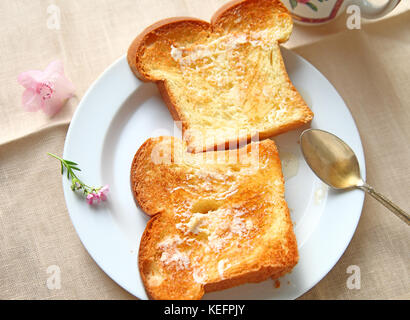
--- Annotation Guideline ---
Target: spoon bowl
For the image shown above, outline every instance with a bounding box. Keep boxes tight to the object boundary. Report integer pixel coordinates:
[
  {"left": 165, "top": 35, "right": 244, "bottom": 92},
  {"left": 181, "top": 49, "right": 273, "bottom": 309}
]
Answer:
[
  {"left": 300, "top": 129, "right": 363, "bottom": 189},
  {"left": 300, "top": 129, "right": 409, "bottom": 225}
]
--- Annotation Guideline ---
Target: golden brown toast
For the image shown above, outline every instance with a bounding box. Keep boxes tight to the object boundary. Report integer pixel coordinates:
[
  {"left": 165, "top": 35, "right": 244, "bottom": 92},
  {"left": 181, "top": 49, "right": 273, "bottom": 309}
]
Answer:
[
  {"left": 132, "top": 137, "right": 298, "bottom": 300},
  {"left": 128, "top": 0, "right": 313, "bottom": 153}
]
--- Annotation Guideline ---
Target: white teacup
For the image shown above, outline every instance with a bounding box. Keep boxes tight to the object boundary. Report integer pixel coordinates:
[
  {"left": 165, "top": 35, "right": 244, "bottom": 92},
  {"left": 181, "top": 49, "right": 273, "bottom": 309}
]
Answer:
[{"left": 280, "top": 0, "right": 401, "bottom": 24}]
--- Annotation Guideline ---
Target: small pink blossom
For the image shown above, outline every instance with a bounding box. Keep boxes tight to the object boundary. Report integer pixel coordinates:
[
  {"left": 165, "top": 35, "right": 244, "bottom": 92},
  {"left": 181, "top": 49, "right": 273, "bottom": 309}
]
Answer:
[
  {"left": 86, "top": 193, "right": 96, "bottom": 205},
  {"left": 97, "top": 185, "right": 109, "bottom": 201},
  {"left": 86, "top": 185, "right": 109, "bottom": 205},
  {"left": 17, "top": 60, "right": 75, "bottom": 116}
]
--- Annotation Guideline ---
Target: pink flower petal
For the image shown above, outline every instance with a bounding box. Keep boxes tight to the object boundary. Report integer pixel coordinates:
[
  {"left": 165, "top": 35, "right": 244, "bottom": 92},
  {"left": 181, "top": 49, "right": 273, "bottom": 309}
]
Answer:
[
  {"left": 44, "top": 60, "right": 64, "bottom": 77},
  {"left": 98, "top": 192, "right": 107, "bottom": 201},
  {"left": 86, "top": 193, "right": 95, "bottom": 205},
  {"left": 41, "top": 79, "right": 73, "bottom": 116},
  {"left": 17, "top": 70, "right": 43, "bottom": 90},
  {"left": 101, "top": 185, "right": 109, "bottom": 194},
  {"left": 22, "top": 89, "right": 43, "bottom": 112},
  {"left": 98, "top": 185, "right": 109, "bottom": 201}
]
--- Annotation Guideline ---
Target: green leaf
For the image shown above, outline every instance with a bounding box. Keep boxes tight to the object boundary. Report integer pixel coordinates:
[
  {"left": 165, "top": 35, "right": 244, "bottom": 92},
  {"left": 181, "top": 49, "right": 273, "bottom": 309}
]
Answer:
[
  {"left": 71, "top": 167, "right": 81, "bottom": 171},
  {"left": 60, "top": 163, "right": 64, "bottom": 175},
  {"left": 65, "top": 160, "right": 79, "bottom": 166},
  {"left": 306, "top": 2, "right": 318, "bottom": 11},
  {"left": 318, "top": 0, "right": 323, "bottom": 2},
  {"left": 289, "top": 0, "right": 298, "bottom": 9}
]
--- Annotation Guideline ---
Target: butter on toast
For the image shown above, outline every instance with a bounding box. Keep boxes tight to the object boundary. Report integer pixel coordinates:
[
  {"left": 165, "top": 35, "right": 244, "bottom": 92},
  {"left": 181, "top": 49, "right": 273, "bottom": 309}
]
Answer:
[
  {"left": 132, "top": 137, "right": 298, "bottom": 300},
  {"left": 128, "top": 0, "right": 313, "bottom": 153}
]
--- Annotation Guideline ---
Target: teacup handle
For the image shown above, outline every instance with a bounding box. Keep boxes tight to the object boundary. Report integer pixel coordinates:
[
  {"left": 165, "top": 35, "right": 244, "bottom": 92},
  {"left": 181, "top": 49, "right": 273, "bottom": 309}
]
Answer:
[{"left": 349, "top": 0, "right": 401, "bottom": 19}]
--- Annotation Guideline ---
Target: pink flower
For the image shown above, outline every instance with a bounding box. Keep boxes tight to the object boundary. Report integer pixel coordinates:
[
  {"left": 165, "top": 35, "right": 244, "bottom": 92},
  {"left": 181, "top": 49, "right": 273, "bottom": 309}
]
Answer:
[
  {"left": 86, "top": 185, "right": 109, "bottom": 205},
  {"left": 97, "top": 185, "right": 109, "bottom": 201},
  {"left": 86, "top": 193, "right": 98, "bottom": 205},
  {"left": 17, "top": 60, "right": 75, "bottom": 116}
]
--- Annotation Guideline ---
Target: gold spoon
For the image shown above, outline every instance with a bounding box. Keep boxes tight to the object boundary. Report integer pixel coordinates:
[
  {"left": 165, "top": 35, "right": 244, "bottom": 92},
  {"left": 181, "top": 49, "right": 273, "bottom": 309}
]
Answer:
[{"left": 300, "top": 129, "right": 409, "bottom": 225}]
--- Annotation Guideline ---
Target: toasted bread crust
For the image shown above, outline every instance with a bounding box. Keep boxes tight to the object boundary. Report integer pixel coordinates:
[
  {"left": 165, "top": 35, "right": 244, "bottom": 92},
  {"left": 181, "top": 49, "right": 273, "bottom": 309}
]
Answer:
[
  {"left": 211, "top": 0, "right": 290, "bottom": 44},
  {"left": 127, "top": 17, "right": 211, "bottom": 82},
  {"left": 127, "top": 0, "right": 313, "bottom": 153},
  {"left": 157, "top": 80, "right": 185, "bottom": 127},
  {"left": 132, "top": 137, "right": 298, "bottom": 300}
]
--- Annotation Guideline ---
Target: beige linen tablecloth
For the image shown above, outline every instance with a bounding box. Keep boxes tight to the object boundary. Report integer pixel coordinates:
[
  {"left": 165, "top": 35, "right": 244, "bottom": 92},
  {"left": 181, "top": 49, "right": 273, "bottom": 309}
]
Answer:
[{"left": 0, "top": 0, "right": 409, "bottom": 300}]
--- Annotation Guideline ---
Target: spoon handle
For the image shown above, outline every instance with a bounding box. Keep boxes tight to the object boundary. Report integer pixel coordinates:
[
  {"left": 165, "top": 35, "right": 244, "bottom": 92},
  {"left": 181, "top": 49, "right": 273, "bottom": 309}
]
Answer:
[{"left": 359, "top": 183, "right": 410, "bottom": 226}]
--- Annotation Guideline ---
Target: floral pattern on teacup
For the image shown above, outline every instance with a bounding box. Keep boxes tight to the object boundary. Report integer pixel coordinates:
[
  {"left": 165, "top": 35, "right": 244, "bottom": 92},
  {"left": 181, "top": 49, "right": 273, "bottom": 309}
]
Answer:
[{"left": 289, "top": 0, "right": 329, "bottom": 12}]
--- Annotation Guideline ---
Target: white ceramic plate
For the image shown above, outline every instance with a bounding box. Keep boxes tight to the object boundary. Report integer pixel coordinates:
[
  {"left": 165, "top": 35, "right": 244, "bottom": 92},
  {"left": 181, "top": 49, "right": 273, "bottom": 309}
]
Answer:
[{"left": 63, "top": 48, "right": 365, "bottom": 300}]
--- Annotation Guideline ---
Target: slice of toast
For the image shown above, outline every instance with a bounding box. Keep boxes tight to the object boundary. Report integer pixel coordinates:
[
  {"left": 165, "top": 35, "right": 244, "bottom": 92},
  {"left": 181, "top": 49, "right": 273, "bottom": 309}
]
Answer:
[
  {"left": 128, "top": 0, "right": 313, "bottom": 153},
  {"left": 132, "top": 136, "right": 298, "bottom": 300}
]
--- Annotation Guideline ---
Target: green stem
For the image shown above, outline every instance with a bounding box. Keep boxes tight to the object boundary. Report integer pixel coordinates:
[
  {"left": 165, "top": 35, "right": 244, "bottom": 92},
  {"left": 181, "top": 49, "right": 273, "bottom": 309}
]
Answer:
[
  {"left": 47, "top": 152, "right": 95, "bottom": 191},
  {"left": 47, "top": 152, "right": 64, "bottom": 163}
]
